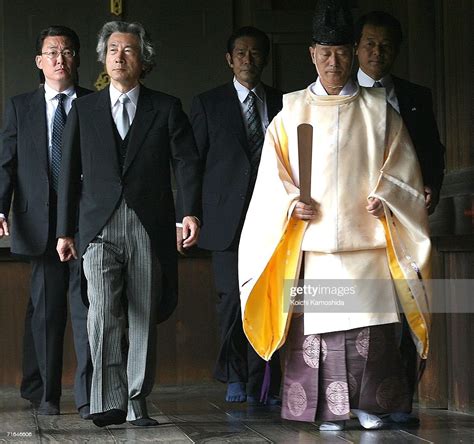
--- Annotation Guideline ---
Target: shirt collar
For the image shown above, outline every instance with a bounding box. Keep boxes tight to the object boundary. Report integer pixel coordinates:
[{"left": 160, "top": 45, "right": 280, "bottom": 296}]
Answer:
[
  {"left": 233, "top": 77, "right": 265, "bottom": 104},
  {"left": 44, "top": 82, "right": 75, "bottom": 101},
  {"left": 357, "top": 68, "right": 393, "bottom": 89},
  {"left": 313, "top": 77, "right": 358, "bottom": 96},
  {"left": 109, "top": 82, "right": 140, "bottom": 107}
]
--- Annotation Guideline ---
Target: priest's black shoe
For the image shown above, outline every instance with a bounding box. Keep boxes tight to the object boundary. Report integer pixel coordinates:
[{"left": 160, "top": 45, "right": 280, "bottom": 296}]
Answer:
[{"left": 92, "top": 409, "right": 126, "bottom": 427}]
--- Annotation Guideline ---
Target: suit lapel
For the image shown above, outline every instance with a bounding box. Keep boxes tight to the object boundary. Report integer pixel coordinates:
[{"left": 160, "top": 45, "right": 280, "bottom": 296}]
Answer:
[
  {"left": 75, "top": 85, "right": 89, "bottom": 98},
  {"left": 392, "top": 77, "right": 411, "bottom": 122},
  {"left": 123, "top": 85, "right": 157, "bottom": 174},
  {"left": 264, "top": 85, "right": 281, "bottom": 121},
  {"left": 26, "top": 88, "right": 48, "bottom": 173},
  {"left": 91, "top": 87, "right": 121, "bottom": 175},
  {"left": 223, "top": 82, "right": 248, "bottom": 152}
]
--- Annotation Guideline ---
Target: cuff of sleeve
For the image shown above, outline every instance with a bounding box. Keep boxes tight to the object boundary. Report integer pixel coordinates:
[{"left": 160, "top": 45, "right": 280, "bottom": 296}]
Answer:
[{"left": 176, "top": 216, "right": 201, "bottom": 228}]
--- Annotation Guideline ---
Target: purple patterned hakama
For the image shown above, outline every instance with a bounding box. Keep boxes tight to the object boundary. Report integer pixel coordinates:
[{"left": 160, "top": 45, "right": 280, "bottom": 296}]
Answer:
[{"left": 281, "top": 315, "right": 411, "bottom": 422}]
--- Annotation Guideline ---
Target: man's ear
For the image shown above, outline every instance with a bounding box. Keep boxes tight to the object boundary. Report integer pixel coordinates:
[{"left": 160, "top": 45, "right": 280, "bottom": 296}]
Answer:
[
  {"left": 225, "top": 52, "right": 233, "bottom": 68},
  {"left": 35, "top": 55, "right": 43, "bottom": 70},
  {"left": 308, "top": 46, "right": 315, "bottom": 64}
]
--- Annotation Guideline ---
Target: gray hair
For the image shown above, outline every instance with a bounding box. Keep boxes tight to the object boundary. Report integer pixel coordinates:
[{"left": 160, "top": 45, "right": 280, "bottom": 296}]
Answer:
[{"left": 96, "top": 21, "right": 156, "bottom": 77}]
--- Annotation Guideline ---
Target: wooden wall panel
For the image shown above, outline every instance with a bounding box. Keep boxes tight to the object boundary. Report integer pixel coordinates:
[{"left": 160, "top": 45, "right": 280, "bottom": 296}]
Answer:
[
  {"left": 441, "top": 0, "right": 472, "bottom": 171},
  {"left": 0, "top": 256, "right": 218, "bottom": 387},
  {"left": 0, "top": 261, "right": 31, "bottom": 386},
  {"left": 444, "top": 251, "right": 474, "bottom": 414},
  {"left": 417, "top": 247, "right": 448, "bottom": 408}
]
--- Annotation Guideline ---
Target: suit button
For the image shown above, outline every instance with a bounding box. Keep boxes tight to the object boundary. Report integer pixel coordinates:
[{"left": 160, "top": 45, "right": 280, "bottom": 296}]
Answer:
[
  {"left": 244, "top": 169, "right": 249, "bottom": 176},
  {"left": 240, "top": 194, "right": 245, "bottom": 200}
]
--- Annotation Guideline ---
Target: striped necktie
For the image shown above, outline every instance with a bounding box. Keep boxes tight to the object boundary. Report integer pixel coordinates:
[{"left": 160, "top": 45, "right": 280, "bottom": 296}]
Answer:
[
  {"left": 245, "top": 91, "right": 264, "bottom": 167},
  {"left": 51, "top": 93, "right": 67, "bottom": 192}
]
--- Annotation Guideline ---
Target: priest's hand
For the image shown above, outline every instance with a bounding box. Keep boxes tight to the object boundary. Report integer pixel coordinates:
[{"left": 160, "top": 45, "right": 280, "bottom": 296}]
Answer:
[
  {"left": 292, "top": 200, "right": 320, "bottom": 220},
  {"left": 57, "top": 237, "right": 78, "bottom": 262},
  {"left": 366, "top": 197, "right": 384, "bottom": 218}
]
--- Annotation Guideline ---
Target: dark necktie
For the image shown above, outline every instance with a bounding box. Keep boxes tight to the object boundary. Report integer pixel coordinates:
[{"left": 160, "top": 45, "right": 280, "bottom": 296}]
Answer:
[
  {"left": 51, "top": 93, "right": 67, "bottom": 192},
  {"left": 117, "top": 94, "right": 130, "bottom": 139},
  {"left": 373, "top": 81, "right": 383, "bottom": 87},
  {"left": 245, "top": 91, "right": 264, "bottom": 168}
]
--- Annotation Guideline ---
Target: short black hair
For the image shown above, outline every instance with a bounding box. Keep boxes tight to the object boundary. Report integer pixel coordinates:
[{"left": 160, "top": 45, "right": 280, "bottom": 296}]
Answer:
[
  {"left": 36, "top": 25, "right": 80, "bottom": 85},
  {"left": 36, "top": 25, "right": 81, "bottom": 55},
  {"left": 226, "top": 26, "right": 271, "bottom": 58},
  {"left": 354, "top": 11, "right": 403, "bottom": 48}
]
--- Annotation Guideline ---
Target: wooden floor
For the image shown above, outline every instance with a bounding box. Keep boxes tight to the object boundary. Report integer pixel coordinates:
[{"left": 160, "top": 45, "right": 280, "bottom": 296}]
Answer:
[{"left": 1, "top": 383, "right": 473, "bottom": 443}]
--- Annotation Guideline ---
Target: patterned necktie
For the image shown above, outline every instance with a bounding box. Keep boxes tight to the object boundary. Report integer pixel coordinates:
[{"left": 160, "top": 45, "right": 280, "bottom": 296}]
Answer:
[
  {"left": 117, "top": 94, "right": 130, "bottom": 139},
  {"left": 373, "top": 81, "right": 383, "bottom": 87},
  {"left": 51, "top": 93, "right": 67, "bottom": 192},
  {"left": 245, "top": 91, "right": 264, "bottom": 167}
]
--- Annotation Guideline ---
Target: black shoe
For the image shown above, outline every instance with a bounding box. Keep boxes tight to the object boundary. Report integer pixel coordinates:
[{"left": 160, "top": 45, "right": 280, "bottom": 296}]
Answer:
[
  {"left": 78, "top": 404, "right": 93, "bottom": 420},
  {"left": 129, "top": 417, "right": 159, "bottom": 427},
  {"left": 37, "top": 401, "right": 60, "bottom": 415},
  {"left": 92, "top": 409, "right": 127, "bottom": 427},
  {"left": 28, "top": 399, "right": 41, "bottom": 410}
]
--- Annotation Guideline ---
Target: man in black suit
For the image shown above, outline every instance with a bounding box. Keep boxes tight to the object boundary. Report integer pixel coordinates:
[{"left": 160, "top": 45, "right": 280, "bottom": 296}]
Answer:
[
  {"left": 355, "top": 11, "right": 445, "bottom": 424},
  {"left": 189, "top": 26, "right": 282, "bottom": 403},
  {"left": 355, "top": 10, "right": 445, "bottom": 213},
  {"left": 56, "top": 21, "right": 201, "bottom": 428},
  {"left": 0, "top": 26, "right": 92, "bottom": 417}
]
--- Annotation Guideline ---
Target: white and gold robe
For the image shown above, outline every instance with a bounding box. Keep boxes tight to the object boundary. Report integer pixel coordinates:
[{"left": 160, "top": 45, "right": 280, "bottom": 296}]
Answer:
[{"left": 238, "top": 84, "right": 431, "bottom": 362}]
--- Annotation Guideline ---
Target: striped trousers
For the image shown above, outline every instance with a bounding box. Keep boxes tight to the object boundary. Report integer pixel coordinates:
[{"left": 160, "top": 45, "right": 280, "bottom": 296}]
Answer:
[{"left": 83, "top": 199, "right": 157, "bottom": 420}]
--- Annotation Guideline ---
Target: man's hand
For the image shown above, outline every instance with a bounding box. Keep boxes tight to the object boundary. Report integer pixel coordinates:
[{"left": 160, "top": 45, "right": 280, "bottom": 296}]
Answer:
[
  {"left": 176, "top": 226, "right": 185, "bottom": 255},
  {"left": 424, "top": 186, "right": 433, "bottom": 212},
  {"left": 292, "top": 200, "right": 320, "bottom": 220},
  {"left": 56, "top": 237, "right": 78, "bottom": 262},
  {"left": 366, "top": 197, "right": 384, "bottom": 218},
  {"left": 424, "top": 186, "right": 440, "bottom": 215},
  {"left": 181, "top": 216, "right": 200, "bottom": 250},
  {"left": 0, "top": 217, "right": 9, "bottom": 238}
]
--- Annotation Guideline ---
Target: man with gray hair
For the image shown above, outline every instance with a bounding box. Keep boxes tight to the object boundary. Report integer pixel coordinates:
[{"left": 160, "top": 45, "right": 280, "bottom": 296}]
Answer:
[{"left": 56, "top": 21, "right": 201, "bottom": 427}]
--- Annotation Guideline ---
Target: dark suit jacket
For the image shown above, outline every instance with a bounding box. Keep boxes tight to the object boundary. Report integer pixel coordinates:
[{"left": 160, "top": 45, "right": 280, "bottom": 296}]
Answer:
[
  {"left": 393, "top": 76, "right": 445, "bottom": 195},
  {"left": 56, "top": 84, "right": 201, "bottom": 322},
  {"left": 190, "top": 82, "right": 283, "bottom": 251},
  {"left": 0, "top": 85, "right": 92, "bottom": 256}
]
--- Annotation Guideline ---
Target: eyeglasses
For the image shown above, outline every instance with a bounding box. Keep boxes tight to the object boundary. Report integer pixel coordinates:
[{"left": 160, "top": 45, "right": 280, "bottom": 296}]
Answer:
[{"left": 40, "top": 49, "right": 76, "bottom": 59}]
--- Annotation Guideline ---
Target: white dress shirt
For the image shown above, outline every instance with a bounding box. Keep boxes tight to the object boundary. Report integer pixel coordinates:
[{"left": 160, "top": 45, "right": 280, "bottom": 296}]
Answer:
[
  {"left": 109, "top": 82, "right": 140, "bottom": 126},
  {"left": 233, "top": 77, "right": 269, "bottom": 135},
  {"left": 357, "top": 68, "right": 400, "bottom": 113}
]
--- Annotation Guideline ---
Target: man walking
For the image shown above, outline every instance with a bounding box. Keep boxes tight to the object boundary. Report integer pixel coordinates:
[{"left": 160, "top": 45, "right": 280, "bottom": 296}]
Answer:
[
  {"left": 190, "top": 26, "right": 282, "bottom": 403},
  {"left": 56, "top": 21, "right": 201, "bottom": 427},
  {"left": 0, "top": 25, "right": 92, "bottom": 418}
]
